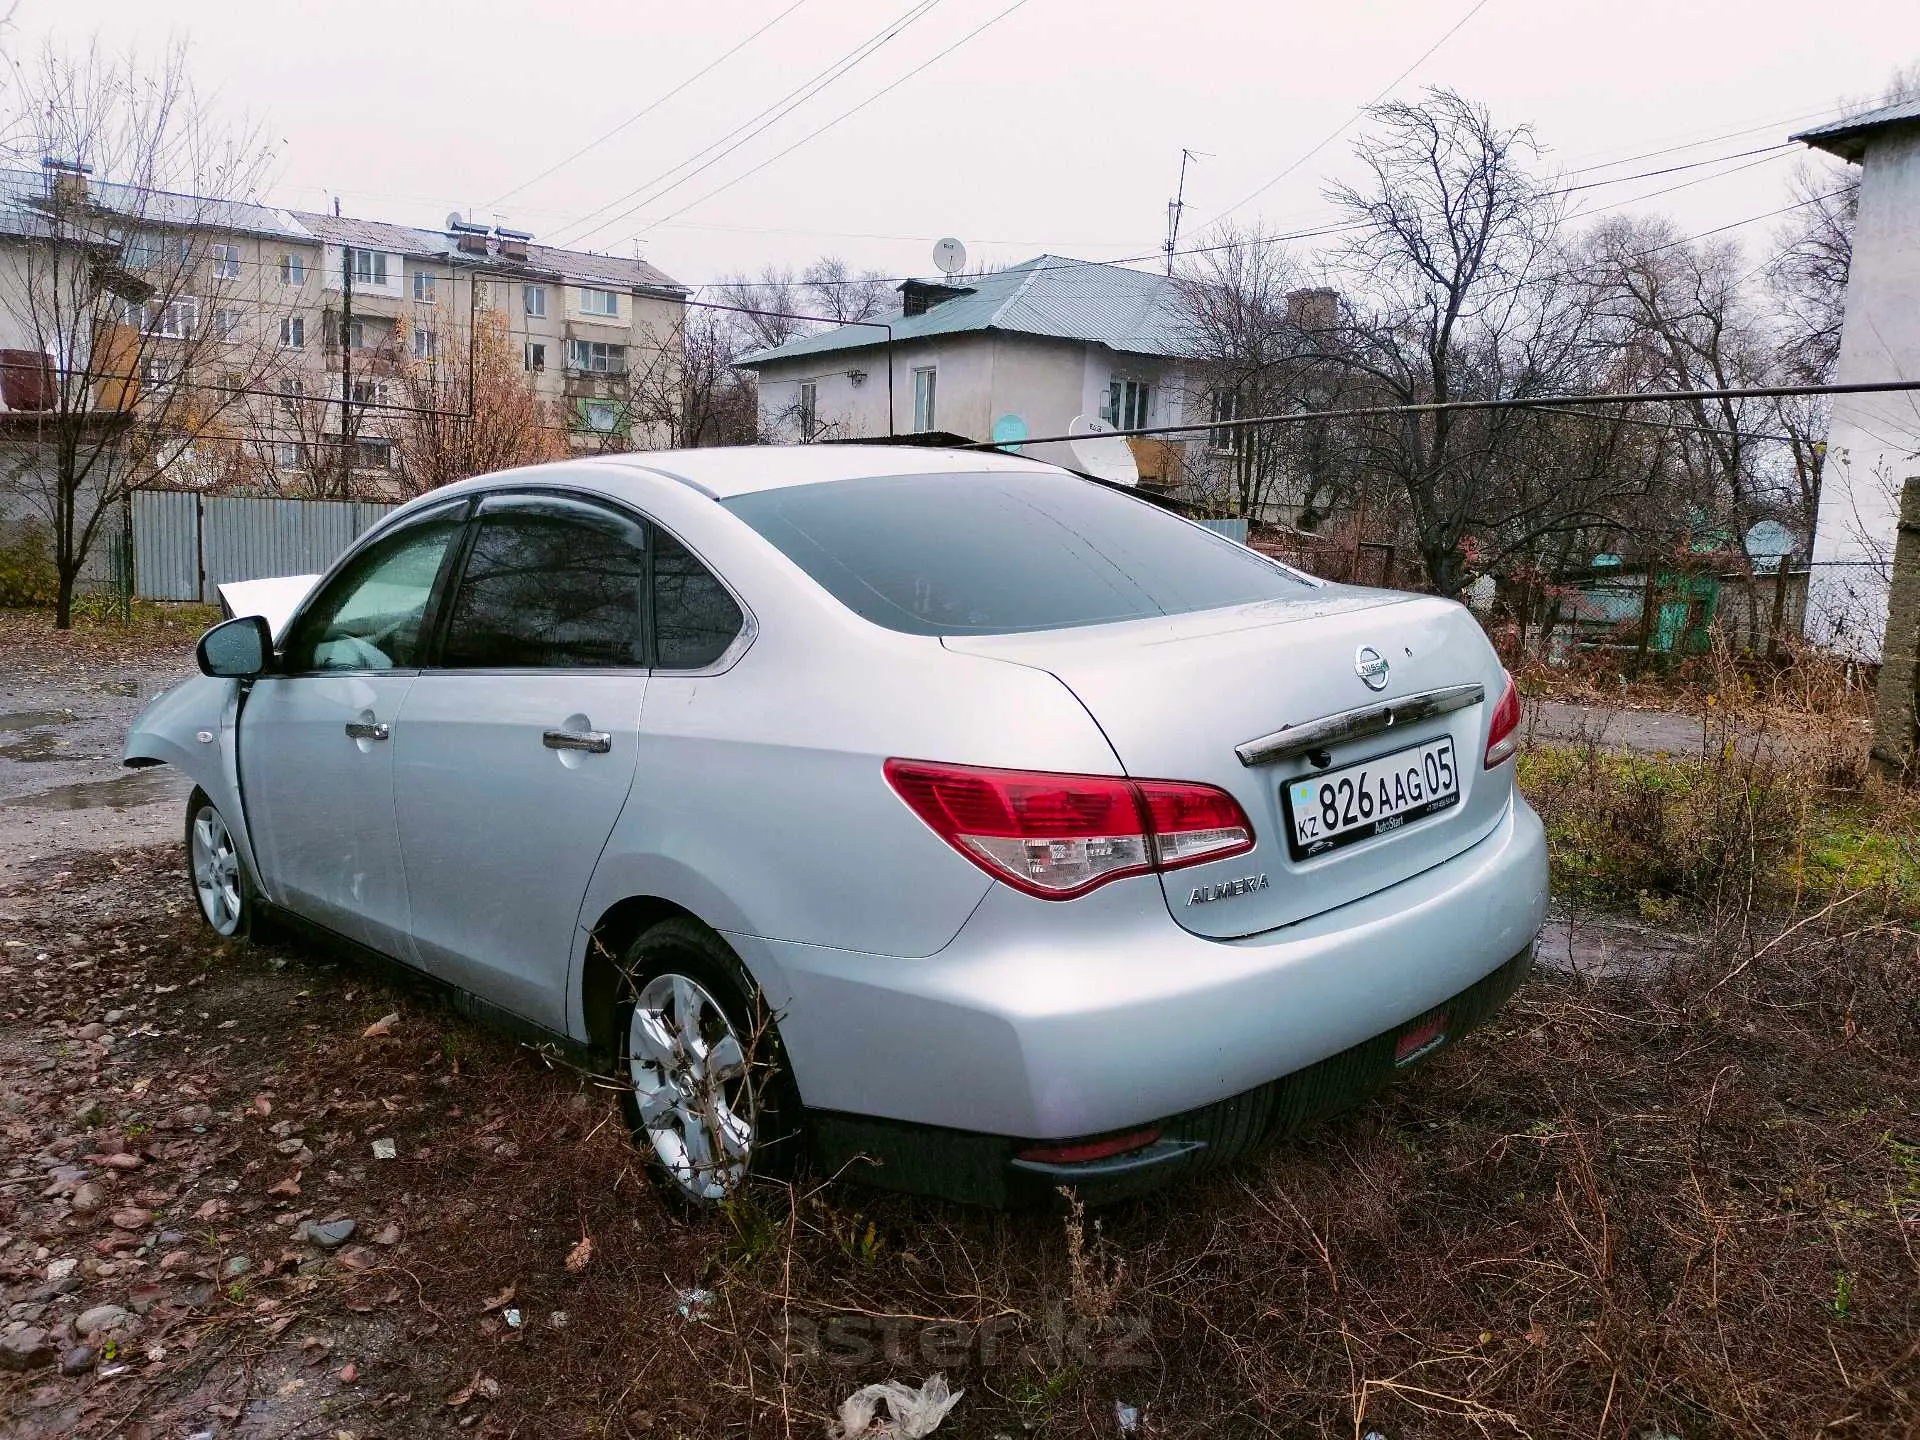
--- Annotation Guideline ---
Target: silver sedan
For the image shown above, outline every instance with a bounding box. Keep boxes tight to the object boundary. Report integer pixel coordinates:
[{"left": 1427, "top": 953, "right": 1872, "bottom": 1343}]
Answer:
[{"left": 127, "top": 446, "right": 1548, "bottom": 1207}]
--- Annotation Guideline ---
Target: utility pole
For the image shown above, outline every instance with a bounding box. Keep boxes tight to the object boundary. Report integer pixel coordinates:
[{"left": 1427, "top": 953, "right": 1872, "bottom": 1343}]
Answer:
[
  {"left": 1164, "top": 149, "right": 1205, "bottom": 276},
  {"left": 339, "top": 242, "right": 354, "bottom": 499}
]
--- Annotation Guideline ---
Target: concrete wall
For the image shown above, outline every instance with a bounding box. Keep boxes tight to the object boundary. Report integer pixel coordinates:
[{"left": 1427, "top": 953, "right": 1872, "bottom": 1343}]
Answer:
[{"left": 1807, "top": 123, "right": 1920, "bottom": 660}]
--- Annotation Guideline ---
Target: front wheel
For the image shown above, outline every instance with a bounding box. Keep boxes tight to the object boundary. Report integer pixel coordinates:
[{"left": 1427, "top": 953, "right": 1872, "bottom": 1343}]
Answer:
[
  {"left": 614, "top": 919, "right": 800, "bottom": 1206},
  {"left": 185, "top": 788, "right": 252, "bottom": 938}
]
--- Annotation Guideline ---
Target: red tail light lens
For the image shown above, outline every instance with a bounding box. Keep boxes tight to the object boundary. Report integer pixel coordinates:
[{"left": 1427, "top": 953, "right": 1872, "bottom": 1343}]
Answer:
[
  {"left": 1484, "top": 671, "right": 1520, "bottom": 768},
  {"left": 884, "top": 759, "right": 1254, "bottom": 900}
]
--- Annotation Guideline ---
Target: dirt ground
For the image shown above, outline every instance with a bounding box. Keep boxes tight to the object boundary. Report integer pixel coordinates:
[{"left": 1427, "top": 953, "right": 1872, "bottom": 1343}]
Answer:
[{"left": 3, "top": 611, "right": 1915, "bottom": 1438}]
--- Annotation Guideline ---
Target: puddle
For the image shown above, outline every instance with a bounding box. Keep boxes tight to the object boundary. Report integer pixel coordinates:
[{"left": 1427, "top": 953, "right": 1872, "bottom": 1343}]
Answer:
[
  {"left": 0, "top": 732, "right": 101, "bottom": 762},
  {"left": 2, "top": 770, "right": 178, "bottom": 811},
  {"left": 0, "top": 709, "right": 79, "bottom": 731},
  {"left": 1536, "top": 914, "right": 1688, "bottom": 979}
]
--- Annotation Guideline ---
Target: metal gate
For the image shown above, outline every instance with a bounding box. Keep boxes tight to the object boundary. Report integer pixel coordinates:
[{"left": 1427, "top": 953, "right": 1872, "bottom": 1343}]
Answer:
[{"left": 132, "top": 490, "right": 394, "bottom": 603}]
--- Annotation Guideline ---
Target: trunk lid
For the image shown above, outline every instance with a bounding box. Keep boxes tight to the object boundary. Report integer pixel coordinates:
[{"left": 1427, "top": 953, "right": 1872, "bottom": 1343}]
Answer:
[{"left": 944, "top": 589, "right": 1512, "bottom": 938}]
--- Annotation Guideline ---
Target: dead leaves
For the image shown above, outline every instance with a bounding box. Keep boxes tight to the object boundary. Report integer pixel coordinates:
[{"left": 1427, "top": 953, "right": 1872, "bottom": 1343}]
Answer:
[
  {"left": 361, "top": 1012, "right": 400, "bottom": 1040},
  {"left": 564, "top": 1236, "right": 593, "bottom": 1275},
  {"left": 446, "top": 1371, "right": 501, "bottom": 1407}
]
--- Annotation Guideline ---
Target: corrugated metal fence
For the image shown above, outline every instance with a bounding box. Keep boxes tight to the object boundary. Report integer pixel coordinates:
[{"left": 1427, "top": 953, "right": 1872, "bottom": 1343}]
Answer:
[
  {"left": 132, "top": 490, "right": 395, "bottom": 603},
  {"left": 1196, "top": 517, "right": 1250, "bottom": 544}
]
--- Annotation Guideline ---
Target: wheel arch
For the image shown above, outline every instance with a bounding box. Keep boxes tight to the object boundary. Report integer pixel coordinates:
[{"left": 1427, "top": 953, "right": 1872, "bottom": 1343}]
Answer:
[{"left": 575, "top": 894, "right": 703, "bottom": 1065}]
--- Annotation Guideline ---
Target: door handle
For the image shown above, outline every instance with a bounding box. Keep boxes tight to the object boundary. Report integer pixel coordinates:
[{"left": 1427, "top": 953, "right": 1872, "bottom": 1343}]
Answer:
[
  {"left": 544, "top": 728, "right": 612, "bottom": 754},
  {"left": 344, "top": 720, "right": 390, "bottom": 742}
]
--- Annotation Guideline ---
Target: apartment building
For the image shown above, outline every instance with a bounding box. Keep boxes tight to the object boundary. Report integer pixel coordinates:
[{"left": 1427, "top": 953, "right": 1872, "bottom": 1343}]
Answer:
[{"left": 0, "top": 160, "right": 688, "bottom": 504}]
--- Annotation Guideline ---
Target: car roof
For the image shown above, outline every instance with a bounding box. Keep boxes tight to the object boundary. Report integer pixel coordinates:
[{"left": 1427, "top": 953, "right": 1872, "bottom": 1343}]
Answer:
[{"left": 569, "top": 443, "right": 1063, "bottom": 500}]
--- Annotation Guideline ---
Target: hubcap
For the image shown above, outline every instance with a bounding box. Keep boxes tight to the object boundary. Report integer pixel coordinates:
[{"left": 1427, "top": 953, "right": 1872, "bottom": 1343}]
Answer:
[
  {"left": 628, "top": 973, "right": 755, "bottom": 1201},
  {"left": 190, "top": 805, "right": 243, "bottom": 936}
]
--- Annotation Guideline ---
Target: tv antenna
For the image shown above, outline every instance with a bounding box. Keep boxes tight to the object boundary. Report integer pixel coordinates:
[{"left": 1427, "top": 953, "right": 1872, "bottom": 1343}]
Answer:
[{"left": 1164, "top": 149, "right": 1208, "bottom": 275}]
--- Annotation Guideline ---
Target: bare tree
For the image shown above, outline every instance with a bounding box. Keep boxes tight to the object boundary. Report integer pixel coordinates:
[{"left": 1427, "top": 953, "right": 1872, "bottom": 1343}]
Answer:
[
  {"left": 587, "top": 308, "right": 761, "bottom": 451},
  {"left": 800, "top": 255, "right": 892, "bottom": 323},
  {"left": 1326, "top": 89, "right": 1575, "bottom": 595},
  {"left": 386, "top": 303, "right": 563, "bottom": 494},
  {"left": 0, "top": 40, "right": 279, "bottom": 625},
  {"left": 711, "top": 265, "right": 808, "bottom": 352}
]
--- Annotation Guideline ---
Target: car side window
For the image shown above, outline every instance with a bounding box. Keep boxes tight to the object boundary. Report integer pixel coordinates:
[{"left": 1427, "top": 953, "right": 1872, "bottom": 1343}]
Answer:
[
  {"left": 653, "top": 529, "right": 744, "bottom": 669},
  {"left": 281, "top": 509, "right": 463, "bottom": 673},
  {"left": 441, "top": 495, "right": 649, "bottom": 669}
]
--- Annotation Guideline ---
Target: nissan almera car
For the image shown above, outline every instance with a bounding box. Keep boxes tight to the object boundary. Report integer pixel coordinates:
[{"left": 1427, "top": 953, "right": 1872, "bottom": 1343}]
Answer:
[{"left": 126, "top": 446, "right": 1547, "bottom": 1208}]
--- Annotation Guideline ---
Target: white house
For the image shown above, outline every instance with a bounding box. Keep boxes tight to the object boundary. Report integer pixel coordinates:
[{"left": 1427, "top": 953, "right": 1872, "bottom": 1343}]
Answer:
[
  {"left": 735, "top": 255, "right": 1202, "bottom": 481},
  {"left": 1794, "top": 99, "right": 1920, "bottom": 659}
]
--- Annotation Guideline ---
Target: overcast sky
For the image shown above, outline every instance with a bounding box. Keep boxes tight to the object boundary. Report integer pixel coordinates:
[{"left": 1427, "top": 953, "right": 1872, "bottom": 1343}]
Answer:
[{"left": 6, "top": 0, "right": 1918, "bottom": 291}]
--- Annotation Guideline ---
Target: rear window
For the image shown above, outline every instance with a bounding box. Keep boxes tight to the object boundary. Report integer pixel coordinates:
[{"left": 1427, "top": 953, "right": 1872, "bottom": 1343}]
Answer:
[{"left": 723, "top": 472, "right": 1308, "bottom": 636}]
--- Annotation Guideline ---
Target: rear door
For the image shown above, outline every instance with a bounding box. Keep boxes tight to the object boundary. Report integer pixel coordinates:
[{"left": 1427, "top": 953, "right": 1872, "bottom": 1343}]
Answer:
[{"left": 390, "top": 493, "right": 649, "bottom": 1029}]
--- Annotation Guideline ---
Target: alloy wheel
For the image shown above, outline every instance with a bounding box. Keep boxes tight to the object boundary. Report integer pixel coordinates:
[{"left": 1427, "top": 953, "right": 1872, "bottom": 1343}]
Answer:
[
  {"left": 190, "top": 803, "right": 243, "bottom": 936},
  {"left": 628, "top": 972, "right": 755, "bottom": 1201}
]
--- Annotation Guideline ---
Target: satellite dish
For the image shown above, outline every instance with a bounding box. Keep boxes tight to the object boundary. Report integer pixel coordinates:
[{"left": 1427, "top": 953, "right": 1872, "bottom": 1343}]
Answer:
[
  {"left": 931, "top": 237, "right": 967, "bottom": 276},
  {"left": 1743, "top": 519, "right": 1795, "bottom": 573},
  {"left": 991, "top": 413, "right": 1029, "bottom": 452},
  {"left": 446, "top": 210, "right": 464, "bottom": 230},
  {"left": 1067, "top": 414, "right": 1138, "bottom": 486}
]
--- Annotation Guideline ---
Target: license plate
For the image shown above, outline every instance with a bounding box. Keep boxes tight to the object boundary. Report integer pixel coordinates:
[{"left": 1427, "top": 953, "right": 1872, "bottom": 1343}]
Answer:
[{"left": 1283, "top": 736, "right": 1460, "bottom": 859}]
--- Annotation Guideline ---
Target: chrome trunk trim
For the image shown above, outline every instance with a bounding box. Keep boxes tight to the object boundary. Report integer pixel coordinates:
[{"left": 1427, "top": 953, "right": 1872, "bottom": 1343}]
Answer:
[{"left": 1235, "top": 682, "right": 1485, "bottom": 767}]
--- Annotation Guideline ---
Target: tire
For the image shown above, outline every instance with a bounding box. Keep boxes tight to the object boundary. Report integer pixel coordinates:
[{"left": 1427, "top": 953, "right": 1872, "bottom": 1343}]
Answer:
[
  {"left": 614, "top": 918, "right": 802, "bottom": 1206},
  {"left": 184, "top": 787, "right": 253, "bottom": 939}
]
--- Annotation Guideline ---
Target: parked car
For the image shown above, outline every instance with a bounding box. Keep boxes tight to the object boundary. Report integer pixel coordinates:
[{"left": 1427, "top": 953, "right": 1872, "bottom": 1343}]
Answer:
[{"left": 126, "top": 446, "right": 1547, "bottom": 1207}]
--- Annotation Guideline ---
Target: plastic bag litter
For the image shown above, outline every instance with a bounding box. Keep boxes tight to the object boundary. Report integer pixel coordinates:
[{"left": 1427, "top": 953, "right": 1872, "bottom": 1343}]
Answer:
[{"left": 828, "top": 1373, "right": 963, "bottom": 1439}]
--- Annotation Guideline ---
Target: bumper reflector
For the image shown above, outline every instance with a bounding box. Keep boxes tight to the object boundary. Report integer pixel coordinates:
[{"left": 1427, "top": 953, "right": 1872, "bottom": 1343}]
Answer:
[
  {"left": 1016, "top": 1125, "right": 1164, "bottom": 1166},
  {"left": 1394, "top": 1014, "right": 1449, "bottom": 1066}
]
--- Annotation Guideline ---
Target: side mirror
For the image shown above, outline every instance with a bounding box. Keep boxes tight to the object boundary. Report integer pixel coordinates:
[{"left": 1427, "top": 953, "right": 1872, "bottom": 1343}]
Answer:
[{"left": 197, "top": 614, "right": 272, "bottom": 679}]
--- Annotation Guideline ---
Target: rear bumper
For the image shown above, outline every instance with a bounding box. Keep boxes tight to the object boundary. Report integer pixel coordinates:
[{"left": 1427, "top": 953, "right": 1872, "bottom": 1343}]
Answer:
[
  {"left": 811, "top": 942, "right": 1535, "bottom": 1207},
  {"left": 756, "top": 796, "right": 1548, "bottom": 1142}
]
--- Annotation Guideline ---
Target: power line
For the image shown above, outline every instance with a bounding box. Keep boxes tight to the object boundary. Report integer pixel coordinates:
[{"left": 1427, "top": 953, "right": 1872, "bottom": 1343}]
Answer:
[
  {"left": 625, "top": 0, "right": 1039, "bottom": 248},
  {"left": 550, "top": 0, "right": 949, "bottom": 249},
  {"left": 486, "top": 0, "right": 813, "bottom": 208},
  {"left": 962, "top": 378, "right": 1920, "bottom": 452}
]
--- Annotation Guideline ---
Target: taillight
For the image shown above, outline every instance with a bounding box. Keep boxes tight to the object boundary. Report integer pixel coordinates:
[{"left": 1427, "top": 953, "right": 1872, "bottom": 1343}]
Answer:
[
  {"left": 1484, "top": 671, "right": 1520, "bottom": 768},
  {"left": 883, "top": 759, "right": 1254, "bottom": 900}
]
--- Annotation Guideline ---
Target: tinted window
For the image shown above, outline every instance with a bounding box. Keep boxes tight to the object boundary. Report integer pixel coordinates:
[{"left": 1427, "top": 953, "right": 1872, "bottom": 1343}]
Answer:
[
  {"left": 654, "top": 530, "right": 743, "bottom": 668},
  {"left": 724, "top": 472, "right": 1308, "bottom": 636},
  {"left": 441, "top": 496, "right": 648, "bottom": 668},
  {"left": 282, "top": 508, "right": 462, "bottom": 672}
]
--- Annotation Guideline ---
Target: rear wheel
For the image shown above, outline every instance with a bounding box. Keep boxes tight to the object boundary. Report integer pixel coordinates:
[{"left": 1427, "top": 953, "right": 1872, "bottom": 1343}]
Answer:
[
  {"left": 185, "top": 788, "right": 251, "bottom": 938},
  {"left": 614, "top": 919, "right": 801, "bottom": 1206}
]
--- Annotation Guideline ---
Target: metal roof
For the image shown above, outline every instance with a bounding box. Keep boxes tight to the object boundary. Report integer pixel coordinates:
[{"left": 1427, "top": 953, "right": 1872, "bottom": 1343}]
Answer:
[
  {"left": 1793, "top": 97, "right": 1920, "bottom": 163},
  {"left": 289, "top": 210, "right": 687, "bottom": 296},
  {"left": 0, "top": 167, "right": 313, "bottom": 242},
  {"left": 735, "top": 255, "right": 1189, "bottom": 368}
]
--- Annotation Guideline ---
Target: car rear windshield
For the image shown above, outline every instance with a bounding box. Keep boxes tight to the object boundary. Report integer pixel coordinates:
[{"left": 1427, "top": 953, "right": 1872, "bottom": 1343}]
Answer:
[{"left": 723, "top": 472, "right": 1310, "bottom": 636}]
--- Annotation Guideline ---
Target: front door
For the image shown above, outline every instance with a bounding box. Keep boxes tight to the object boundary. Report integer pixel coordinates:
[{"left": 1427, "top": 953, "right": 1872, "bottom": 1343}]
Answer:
[
  {"left": 391, "top": 493, "right": 649, "bottom": 1029},
  {"left": 240, "top": 503, "right": 466, "bottom": 956}
]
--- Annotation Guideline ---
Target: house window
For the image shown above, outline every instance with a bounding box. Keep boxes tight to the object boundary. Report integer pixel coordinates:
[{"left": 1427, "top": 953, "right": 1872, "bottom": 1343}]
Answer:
[
  {"left": 566, "top": 339, "right": 625, "bottom": 374},
  {"left": 276, "top": 441, "right": 306, "bottom": 470},
  {"left": 524, "top": 285, "right": 547, "bottom": 318},
  {"left": 912, "top": 367, "right": 937, "bottom": 433},
  {"left": 128, "top": 235, "right": 189, "bottom": 270},
  {"left": 413, "top": 271, "right": 436, "bottom": 302},
  {"left": 280, "top": 253, "right": 305, "bottom": 286},
  {"left": 347, "top": 319, "right": 365, "bottom": 350},
  {"left": 350, "top": 378, "right": 388, "bottom": 406},
  {"left": 798, "top": 381, "right": 818, "bottom": 440},
  {"left": 1102, "top": 379, "right": 1150, "bottom": 431},
  {"left": 127, "top": 297, "right": 200, "bottom": 338},
  {"left": 277, "top": 377, "right": 304, "bottom": 413},
  {"left": 280, "top": 316, "right": 305, "bottom": 350},
  {"left": 141, "top": 356, "right": 180, "bottom": 387},
  {"left": 578, "top": 287, "right": 620, "bottom": 318},
  {"left": 1208, "top": 389, "right": 1243, "bottom": 452},
  {"left": 584, "top": 401, "right": 620, "bottom": 433},
  {"left": 525, "top": 341, "right": 546, "bottom": 372},
  {"left": 413, "top": 328, "right": 437, "bottom": 361},
  {"left": 354, "top": 437, "right": 393, "bottom": 470},
  {"left": 213, "top": 307, "right": 243, "bottom": 339},
  {"left": 352, "top": 248, "right": 388, "bottom": 285},
  {"left": 211, "top": 244, "right": 241, "bottom": 280}
]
